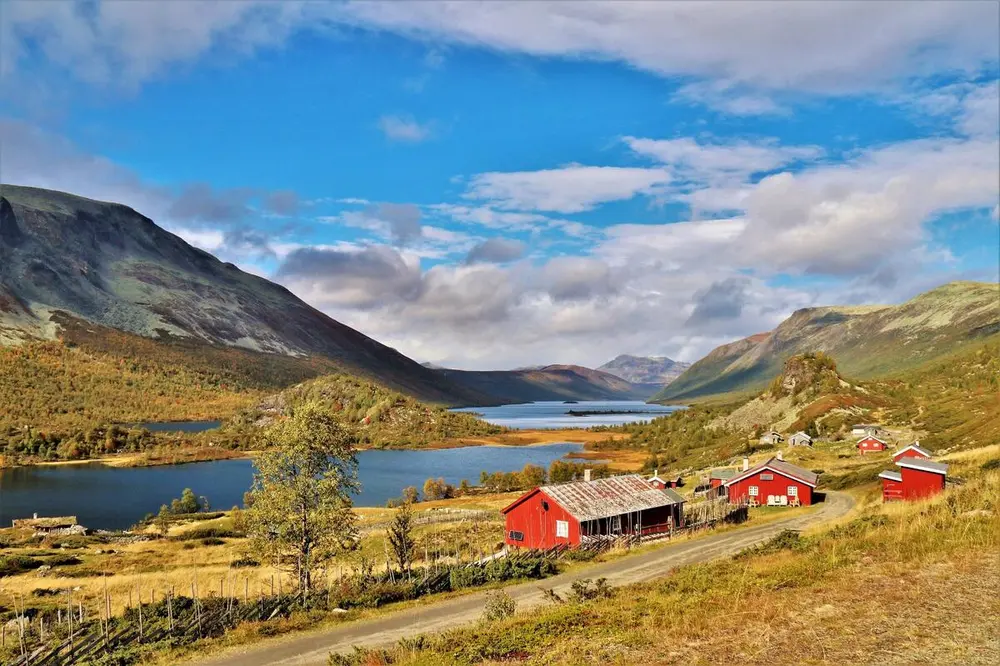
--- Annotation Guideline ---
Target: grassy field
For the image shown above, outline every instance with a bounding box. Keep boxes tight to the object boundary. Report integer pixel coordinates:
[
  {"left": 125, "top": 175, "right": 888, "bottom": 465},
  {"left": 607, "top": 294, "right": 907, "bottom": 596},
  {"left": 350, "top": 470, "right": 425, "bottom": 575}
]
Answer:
[{"left": 329, "top": 445, "right": 1000, "bottom": 665}]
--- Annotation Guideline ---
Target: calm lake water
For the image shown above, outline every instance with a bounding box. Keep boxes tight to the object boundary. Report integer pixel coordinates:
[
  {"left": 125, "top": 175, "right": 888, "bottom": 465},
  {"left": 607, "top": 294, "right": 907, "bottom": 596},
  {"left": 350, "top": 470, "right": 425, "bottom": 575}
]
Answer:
[
  {"left": 0, "top": 443, "right": 582, "bottom": 531},
  {"left": 452, "top": 400, "right": 682, "bottom": 429}
]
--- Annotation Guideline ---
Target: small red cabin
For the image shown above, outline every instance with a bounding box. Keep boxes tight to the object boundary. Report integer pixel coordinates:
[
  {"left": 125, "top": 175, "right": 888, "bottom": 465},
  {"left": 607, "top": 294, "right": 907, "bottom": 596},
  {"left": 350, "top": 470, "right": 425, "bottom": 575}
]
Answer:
[
  {"left": 857, "top": 436, "right": 888, "bottom": 454},
  {"left": 892, "top": 443, "right": 932, "bottom": 463},
  {"left": 709, "top": 468, "right": 736, "bottom": 489},
  {"left": 502, "top": 475, "right": 685, "bottom": 549},
  {"left": 879, "top": 470, "right": 904, "bottom": 502},
  {"left": 723, "top": 458, "right": 818, "bottom": 507},
  {"left": 897, "top": 458, "right": 948, "bottom": 500},
  {"left": 648, "top": 470, "right": 683, "bottom": 489}
]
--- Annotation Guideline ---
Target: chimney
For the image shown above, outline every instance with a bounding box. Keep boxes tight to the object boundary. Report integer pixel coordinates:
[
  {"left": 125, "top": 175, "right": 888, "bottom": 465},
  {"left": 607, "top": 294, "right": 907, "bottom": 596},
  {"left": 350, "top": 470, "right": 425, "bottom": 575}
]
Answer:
[
  {"left": 653, "top": 468, "right": 658, "bottom": 478},
  {"left": 33, "top": 512, "right": 38, "bottom": 520},
  {"left": 776, "top": 451, "right": 784, "bottom": 461},
  {"left": 742, "top": 457, "right": 750, "bottom": 471},
  {"left": 584, "top": 468, "right": 592, "bottom": 482}
]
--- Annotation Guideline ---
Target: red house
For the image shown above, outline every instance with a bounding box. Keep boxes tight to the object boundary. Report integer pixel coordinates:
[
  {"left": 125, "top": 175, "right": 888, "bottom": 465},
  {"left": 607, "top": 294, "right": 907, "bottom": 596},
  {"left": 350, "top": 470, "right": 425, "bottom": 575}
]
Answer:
[
  {"left": 723, "top": 458, "right": 818, "bottom": 507},
  {"left": 648, "top": 470, "right": 683, "bottom": 489},
  {"left": 879, "top": 470, "right": 904, "bottom": 502},
  {"left": 501, "top": 475, "right": 686, "bottom": 550},
  {"left": 896, "top": 457, "right": 948, "bottom": 500},
  {"left": 857, "top": 435, "right": 888, "bottom": 454},
  {"left": 709, "top": 468, "right": 736, "bottom": 488},
  {"left": 892, "top": 442, "right": 932, "bottom": 463}
]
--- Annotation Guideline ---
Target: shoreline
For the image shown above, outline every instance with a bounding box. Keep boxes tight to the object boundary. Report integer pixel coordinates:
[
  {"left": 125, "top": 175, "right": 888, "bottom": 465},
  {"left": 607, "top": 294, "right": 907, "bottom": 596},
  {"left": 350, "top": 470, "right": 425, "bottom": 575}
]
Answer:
[{"left": 0, "top": 428, "right": 633, "bottom": 470}]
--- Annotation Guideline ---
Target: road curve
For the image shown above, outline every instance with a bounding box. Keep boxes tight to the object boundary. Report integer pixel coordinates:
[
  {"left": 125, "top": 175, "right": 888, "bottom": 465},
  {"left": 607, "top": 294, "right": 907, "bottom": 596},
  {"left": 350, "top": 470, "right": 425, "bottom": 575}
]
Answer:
[{"left": 189, "top": 491, "right": 854, "bottom": 666}]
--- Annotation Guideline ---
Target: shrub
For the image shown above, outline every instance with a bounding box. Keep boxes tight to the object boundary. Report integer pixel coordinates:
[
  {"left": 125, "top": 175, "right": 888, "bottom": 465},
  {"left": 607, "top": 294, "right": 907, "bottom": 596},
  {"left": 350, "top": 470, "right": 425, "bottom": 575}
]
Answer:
[
  {"left": 482, "top": 589, "right": 516, "bottom": 622},
  {"left": 0, "top": 555, "right": 44, "bottom": 577},
  {"left": 569, "top": 578, "right": 612, "bottom": 602},
  {"left": 170, "top": 526, "right": 242, "bottom": 541},
  {"left": 201, "top": 537, "right": 226, "bottom": 546},
  {"left": 981, "top": 458, "right": 1000, "bottom": 471},
  {"left": 230, "top": 556, "right": 260, "bottom": 568}
]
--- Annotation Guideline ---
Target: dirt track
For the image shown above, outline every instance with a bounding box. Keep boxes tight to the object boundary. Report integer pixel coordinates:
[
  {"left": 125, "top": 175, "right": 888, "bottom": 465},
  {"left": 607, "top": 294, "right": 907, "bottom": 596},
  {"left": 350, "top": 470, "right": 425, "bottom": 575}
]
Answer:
[{"left": 189, "top": 492, "right": 854, "bottom": 666}]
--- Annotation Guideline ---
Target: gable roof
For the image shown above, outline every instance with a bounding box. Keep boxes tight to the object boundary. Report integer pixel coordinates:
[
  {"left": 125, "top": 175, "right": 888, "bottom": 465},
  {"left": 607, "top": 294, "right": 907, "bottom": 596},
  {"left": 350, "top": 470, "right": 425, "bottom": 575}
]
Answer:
[
  {"left": 724, "top": 458, "right": 819, "bottom": 488},
  {"left": 857, "top": 435, "right": 888, "bottom": 446},
  {"left": 710, "top": 468, "right": 737, "bottom": 480},
  {"left": 506, "top": 475, "right": 685, "bottom": 522},
  {"left": 897, "top": 458, "right": 948, "bottom": 475},
  {"left": 878, "top": 470, "right": 902, "bottom": 482},
  {"left": 893, "top": 443, "right": 932, "bottom": 458},
  {"left": 649, "top": 473, "right": 682, "bottom": 485}
]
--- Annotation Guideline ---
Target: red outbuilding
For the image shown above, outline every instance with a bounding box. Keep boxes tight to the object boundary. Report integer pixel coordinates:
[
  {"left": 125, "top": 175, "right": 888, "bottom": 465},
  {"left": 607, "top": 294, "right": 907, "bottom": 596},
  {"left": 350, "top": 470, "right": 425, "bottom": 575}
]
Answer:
[
  {"left": 879, "top": 470, "right": 904, "bottom": 502},
  {"left": 723, "top": 458, "right": 818, "bottom": 507},
  {"left": 856, "top": 435, "right": 888, "bottom": 454},
  {"left": 709, "top": 468, "right": 736, "bottom": 489},
  {"left": 501, "top": 475, "right": 686, "bottom": 550},
  {"left": 892, "top": 442, "right": 932, "bottom": 463},
  {"left": 648, "top": 470, "right": 683, "bottom": 489},
  {"left": 896, "top": 457, "right": 948, "bottom": 500}
]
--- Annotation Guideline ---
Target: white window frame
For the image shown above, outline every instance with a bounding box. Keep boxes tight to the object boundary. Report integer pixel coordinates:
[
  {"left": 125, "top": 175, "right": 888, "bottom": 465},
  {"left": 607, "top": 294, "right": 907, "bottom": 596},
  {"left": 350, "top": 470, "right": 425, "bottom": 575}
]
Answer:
[
  {"left": 748, "top": 485, "right": 759, "bottom": 497},
  {"left": 555, "top": 520, "right": 569, "bottom": 538},
  {"left": 787, "top": 485, "right": 798, "bottom": 496}
]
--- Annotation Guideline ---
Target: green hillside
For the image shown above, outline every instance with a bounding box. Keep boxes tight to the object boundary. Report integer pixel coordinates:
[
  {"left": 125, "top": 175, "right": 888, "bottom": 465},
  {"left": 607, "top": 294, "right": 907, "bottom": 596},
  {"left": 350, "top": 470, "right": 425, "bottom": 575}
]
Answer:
[{"left": 654, "top": 281, "right": 999, "bottom": 402}]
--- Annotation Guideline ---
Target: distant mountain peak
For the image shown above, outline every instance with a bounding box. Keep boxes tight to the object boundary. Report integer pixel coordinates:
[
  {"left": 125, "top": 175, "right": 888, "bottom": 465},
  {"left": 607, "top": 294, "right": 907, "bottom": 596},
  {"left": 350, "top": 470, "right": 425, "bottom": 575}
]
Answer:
[{"left": 597, "top": 354, "right": 690, "bottom": 385}]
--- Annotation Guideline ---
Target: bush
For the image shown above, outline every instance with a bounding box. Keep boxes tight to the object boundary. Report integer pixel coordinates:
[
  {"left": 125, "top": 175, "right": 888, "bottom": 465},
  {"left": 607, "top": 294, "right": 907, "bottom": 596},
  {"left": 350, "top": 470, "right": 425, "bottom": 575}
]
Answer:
[
  {"left": 46, "top": 554, "right": 82, "bottom": 567},
  {"left": 482, "top": 589, "right": 516, "bottom": 622},
  {"left": 736, "top": 529, "right": 806, "bottom": 559},
  {"left": 569, "top": 578, "right": 612, "bottom": 602},
  {"left": 981, "top": 458, "right": 1000, "bottom": 471},
  {"left": 170, "top": 526, "right": 242, "bottom": 541},
  {"left": 230, "top": 556, "right": 260, "bottom": 568},
  {"left": 201, "top": 537, "right": 226, "bottom": 546},
  {"left": 0, "top": 555, "right": 46, "bottom": 577}
]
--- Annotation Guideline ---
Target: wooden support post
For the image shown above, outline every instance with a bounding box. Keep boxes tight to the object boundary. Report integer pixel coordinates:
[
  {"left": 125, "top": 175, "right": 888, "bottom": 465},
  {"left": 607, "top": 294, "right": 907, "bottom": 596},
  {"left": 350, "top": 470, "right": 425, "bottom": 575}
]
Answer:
[
  {"left": 168, "top": 588, "right": 174, "bottom": 632},
  {"left": 137, "top": 584, "right": 144, "bottom": 641}
]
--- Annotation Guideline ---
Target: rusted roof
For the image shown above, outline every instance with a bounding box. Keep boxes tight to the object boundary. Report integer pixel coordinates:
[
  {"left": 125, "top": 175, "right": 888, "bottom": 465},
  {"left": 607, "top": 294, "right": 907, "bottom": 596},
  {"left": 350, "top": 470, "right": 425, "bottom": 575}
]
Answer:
[
  {"left": 724, "top": 458, "right": 819, "bottom": 488},
  {"left": 897, "top": 458, "right": 948, "bottom": 475},
  {"left": 537, "top": 475, "right": 685, "bottom": 522}
]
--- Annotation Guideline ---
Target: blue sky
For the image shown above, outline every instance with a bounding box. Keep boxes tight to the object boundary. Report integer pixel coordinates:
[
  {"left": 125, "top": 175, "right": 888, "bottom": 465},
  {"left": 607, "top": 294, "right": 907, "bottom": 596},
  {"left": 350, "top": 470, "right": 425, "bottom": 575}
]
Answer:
[{"left": 1, "top": 1, "right": 998, "bottom": 369}]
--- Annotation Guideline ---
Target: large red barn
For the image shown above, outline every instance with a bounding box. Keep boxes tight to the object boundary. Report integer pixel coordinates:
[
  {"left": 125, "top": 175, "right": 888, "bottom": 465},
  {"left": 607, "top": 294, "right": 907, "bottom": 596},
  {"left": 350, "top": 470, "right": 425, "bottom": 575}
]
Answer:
[
  {"left": 723, "top": 458, "right": 818, "bottom": 507},
  {"left": 896, "top": 457, "right": 948, "bottom": 500},
  {"left": 856, "top": 435, "right": 889, "bottom": 454},
  {"left": 892, "top": 443, "right": 932, "bottom": 463},
  {"left": 501, "top": 475, "right": 685, "bottom": 549}
]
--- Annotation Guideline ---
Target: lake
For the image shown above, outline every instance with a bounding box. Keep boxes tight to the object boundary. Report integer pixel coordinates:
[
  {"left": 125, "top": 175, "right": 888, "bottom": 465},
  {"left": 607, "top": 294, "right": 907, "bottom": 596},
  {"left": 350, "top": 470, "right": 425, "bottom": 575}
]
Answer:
[
  {"left": 451, "top": 400, "right": 682, "bottom": 429},
  {"left": 133, "top": 421, "right": 222, "bottom": 433},
  {"left": 0, "top": 443, "right": 582, "bottom": 531}
]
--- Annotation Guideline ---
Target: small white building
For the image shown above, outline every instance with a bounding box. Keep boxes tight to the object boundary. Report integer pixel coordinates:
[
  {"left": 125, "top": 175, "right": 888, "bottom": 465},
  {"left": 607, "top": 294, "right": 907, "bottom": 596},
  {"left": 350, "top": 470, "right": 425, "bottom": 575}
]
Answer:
[
  {"left": 788, "top": 431, "right": 813, "bottom": 447},
  {"left": 759, "top": 431, "right": 784, "bottom": 446}
]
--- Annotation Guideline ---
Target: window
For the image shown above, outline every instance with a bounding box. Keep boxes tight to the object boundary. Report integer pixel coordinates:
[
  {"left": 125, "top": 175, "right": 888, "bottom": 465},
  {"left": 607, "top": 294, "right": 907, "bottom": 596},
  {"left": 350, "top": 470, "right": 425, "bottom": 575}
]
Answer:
[
  {"left": 748, "top": 486, "right": 759, "bottom": 497},
  {"left": 556, "top": 520, "right": 569, "bottom": 538},
  {"left": 787, "top": 486, "right": 798, "bottom": 496},
  {"left": 541, "top": 501, "right": 549, "bottom": 511},
  {"left": 760, "top": 473, "right": 774, "bottom": 481},
  {"left": 508, "top": 530, "right": 524, "bottom": 542}
]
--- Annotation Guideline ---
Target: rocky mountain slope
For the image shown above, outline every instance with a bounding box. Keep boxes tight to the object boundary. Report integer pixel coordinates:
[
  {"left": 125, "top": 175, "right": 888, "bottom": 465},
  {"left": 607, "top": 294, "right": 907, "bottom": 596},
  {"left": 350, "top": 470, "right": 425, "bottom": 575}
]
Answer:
[
  {"left": 597, "top": 354, "right": 690, "bottom": 385},
  {"left": 435, "top": 364, "right": 655, "bottom": 403},
  {"left": 0, "top": 184, "right": 489, "bottom": 406},
  {"left": 654, "top": 281, "right": 999, "bottom": 402}
]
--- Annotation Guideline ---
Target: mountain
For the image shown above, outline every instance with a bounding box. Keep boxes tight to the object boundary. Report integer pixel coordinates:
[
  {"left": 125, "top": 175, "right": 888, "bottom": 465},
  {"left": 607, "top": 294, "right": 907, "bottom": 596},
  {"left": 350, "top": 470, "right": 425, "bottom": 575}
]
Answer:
[
  {"left": 0, "top": 184, "right": 489, "bottom": 406},
  {"left": 654, "top": 281, "right": 1000, "bottom": 402},
  {"left": 597, "top": 354, "right": 691, "bottom": 385},
  {"left": 435, "top": 364, "right": 656, "bottom": 403}
]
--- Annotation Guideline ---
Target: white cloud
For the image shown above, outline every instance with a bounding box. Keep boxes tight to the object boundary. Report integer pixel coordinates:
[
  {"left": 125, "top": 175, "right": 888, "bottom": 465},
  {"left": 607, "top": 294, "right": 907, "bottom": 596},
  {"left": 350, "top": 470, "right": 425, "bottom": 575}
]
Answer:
[
  {"left": 377, "top": 114, "right": 432, "bottom": 142},
  {"left": 672, "top": 81, "right": 786, "bottom": 116},
  {"left": 464, "top": 165, "right": 671, "bottom": 213}
]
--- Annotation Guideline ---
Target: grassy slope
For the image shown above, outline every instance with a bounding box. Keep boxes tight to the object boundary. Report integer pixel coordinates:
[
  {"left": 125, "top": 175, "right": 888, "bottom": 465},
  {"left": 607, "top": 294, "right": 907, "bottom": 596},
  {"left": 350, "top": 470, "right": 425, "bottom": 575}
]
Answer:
[
  {"left": 340, "top": 448, "right": 1000, "bottom": 665},
  {"left": 654, "top": 281, "right": 999, "bottom": 402}
]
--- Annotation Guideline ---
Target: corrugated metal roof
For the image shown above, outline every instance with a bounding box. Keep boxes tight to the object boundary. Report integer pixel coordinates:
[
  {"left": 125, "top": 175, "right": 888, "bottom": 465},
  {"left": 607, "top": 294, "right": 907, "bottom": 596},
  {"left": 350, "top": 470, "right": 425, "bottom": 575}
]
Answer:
[
  {"left": 710, "top": 468, "right": 737, "bottom": 480},
  {"left": 897, "top": 458, "right": 948, "bottom": 475},
  {"left": 539, "top": 474, "right": 685, "bottom": 522},
  {"left": 878, "top": 470, "right": 902, "bottom": 482},
  {"left": 725, "top": 458, "right": 819, "bottom": 487}
]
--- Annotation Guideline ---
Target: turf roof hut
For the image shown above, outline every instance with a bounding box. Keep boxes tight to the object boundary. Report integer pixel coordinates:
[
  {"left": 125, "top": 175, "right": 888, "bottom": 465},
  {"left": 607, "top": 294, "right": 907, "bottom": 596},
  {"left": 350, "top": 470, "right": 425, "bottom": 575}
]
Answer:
[{"left": 502, "top": 475, "right": 686, "bottom": 550}]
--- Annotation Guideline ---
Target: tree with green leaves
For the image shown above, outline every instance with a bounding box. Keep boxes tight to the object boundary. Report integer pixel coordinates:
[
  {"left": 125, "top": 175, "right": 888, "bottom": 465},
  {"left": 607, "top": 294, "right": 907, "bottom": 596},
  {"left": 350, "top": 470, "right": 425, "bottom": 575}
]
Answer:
[
  {"left": 241, "top": 402, "right": 359, "bottom": 598},
  {"left": 387, "top": 501, "right": 416, "bottom": 574}
]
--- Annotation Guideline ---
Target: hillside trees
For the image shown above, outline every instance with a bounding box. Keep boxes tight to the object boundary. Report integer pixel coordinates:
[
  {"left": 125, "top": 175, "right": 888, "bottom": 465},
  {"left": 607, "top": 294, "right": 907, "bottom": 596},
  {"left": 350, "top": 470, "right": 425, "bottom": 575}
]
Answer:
[{"left": 241, "top": 402, "right": 359, "bottom": 598}]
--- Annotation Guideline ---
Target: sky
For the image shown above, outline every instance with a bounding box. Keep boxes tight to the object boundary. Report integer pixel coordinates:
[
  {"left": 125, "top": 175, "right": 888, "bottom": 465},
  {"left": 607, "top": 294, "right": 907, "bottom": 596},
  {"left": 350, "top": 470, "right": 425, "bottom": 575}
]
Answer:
[{"left": 1, "top": 1, "right": 998, "bottom": 370}]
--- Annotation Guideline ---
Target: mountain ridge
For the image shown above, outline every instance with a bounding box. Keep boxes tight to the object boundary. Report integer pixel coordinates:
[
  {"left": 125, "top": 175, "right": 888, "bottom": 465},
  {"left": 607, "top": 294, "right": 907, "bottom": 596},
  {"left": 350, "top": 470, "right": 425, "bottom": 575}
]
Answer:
[
  {"left": 597, "top": 354, "right": 691, "bottom": 385},
  {"left": 653, "top": 281, "right": 1000, "bottom": 402}
]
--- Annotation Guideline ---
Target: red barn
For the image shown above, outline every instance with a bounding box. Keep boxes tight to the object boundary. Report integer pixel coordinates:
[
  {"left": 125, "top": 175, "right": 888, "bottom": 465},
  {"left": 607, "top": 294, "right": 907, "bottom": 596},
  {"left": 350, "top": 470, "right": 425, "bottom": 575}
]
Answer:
[
  {"left": 897, "top": 458, "right": 948, "bottom": 500},
  {"left": 648, "top": 470, "right": 683, "bottom": 489},
  {"left": 709, "top": 468, "right": 736, "bottom": 489},
  {"left": 879, "top": 470, "right": 904, "bottom": 502},
  {"left": 856, "top": 435, "right": 888, "bottom": 454},
  {"left": 501, "top": 475, "right": 685, "bottom": 550},
  {"left": 892, "top": 443, "right": 932, "bottom": 463},
  {"left": 723, "top": 458, "right": 818, "bottom": 507}
]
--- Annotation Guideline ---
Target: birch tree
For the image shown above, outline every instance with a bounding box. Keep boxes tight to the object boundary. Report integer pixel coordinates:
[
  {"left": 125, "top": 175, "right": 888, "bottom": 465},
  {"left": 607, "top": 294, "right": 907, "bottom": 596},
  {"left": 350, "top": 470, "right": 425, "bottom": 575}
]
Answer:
[{"left": 242, "top": 402, "right": 358, "bottom": 598}]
